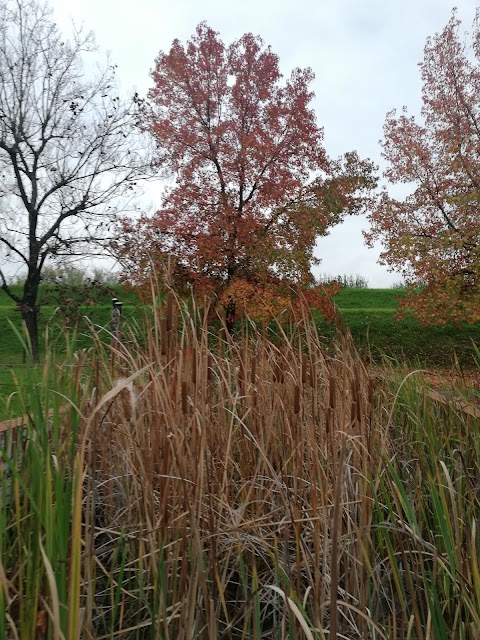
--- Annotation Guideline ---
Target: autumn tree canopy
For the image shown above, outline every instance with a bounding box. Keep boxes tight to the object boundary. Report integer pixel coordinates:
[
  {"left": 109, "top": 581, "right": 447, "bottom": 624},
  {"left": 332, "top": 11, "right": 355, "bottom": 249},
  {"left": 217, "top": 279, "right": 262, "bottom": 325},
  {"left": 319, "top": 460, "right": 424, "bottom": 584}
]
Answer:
[
  {"left": 119, "top": 23, "right": 376, "bottom": 327},
  {"left": 366, "top": 10, "right": 480, "bottom": 324},
  {"left": 0, "top": 0, "right": 149, "bottom": 360}
]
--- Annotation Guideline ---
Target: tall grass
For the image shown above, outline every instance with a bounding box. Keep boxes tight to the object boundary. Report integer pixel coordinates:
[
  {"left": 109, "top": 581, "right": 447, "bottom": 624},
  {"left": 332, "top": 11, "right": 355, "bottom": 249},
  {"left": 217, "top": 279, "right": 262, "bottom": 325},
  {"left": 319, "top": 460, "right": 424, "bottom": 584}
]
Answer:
[{"left": 0, "top": 294, "right": 479, "bottom": 638}]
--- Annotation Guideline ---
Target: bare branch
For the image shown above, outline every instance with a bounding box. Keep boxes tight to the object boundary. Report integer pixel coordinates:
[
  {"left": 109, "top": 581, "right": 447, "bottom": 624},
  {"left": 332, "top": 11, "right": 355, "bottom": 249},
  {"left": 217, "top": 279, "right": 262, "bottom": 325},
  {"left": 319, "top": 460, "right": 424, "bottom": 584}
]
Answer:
[
  {"left": 0, "top": 265, "right": 20, "bottom": 302},
  {"left": 0, "top": 0, "right": 152, "bottom": 358}
]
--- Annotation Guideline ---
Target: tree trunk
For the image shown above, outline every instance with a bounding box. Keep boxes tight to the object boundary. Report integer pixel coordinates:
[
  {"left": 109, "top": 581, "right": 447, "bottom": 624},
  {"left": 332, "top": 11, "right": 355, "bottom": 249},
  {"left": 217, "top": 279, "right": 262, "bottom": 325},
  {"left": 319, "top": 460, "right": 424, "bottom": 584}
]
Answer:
[
  {"left": 225, "top": 296, "right": 236, "bottom": 338},
  {"left": 20, "top": 302, "right": 40, "bottom": 363},
  {"left": 20, "top": 270, "right": 41, "bottom": 363},
  {"left": 225, "top": 263, "right": 236, "bottom": 337}
]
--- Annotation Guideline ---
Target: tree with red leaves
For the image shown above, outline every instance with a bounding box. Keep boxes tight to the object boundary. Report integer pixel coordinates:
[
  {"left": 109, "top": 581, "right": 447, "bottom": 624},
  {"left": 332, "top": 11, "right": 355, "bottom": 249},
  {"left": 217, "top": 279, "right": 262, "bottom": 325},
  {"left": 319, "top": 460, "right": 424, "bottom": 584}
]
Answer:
[
  {"left": 366, "top": 10, "right": 480, "bottom": 325},
  {"left": 119, "top": 23, "right": 376, "bottom": 331}
]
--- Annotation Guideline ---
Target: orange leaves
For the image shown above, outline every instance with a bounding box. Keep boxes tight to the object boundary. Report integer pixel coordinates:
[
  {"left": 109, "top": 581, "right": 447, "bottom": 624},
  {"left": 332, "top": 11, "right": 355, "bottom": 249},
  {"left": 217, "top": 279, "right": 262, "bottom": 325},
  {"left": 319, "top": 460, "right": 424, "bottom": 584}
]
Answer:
[
  {"left": 367, "top": 9, "right": 480, "bottom": 325},
  {"left": 116, "top": 23, "right": 376, "bottom": 328},
  {"left": 216, "top": 278, "right": 341, "bottom": 326},
  {"left": 219, "top": 278, "right": 292, "bottom": 324},
  {"left": 396, "top": 275, "right": 480, "bottom": 326},
  {"left": 142, "top": 23, "right": 329, "bottom": 282},
  {"left": 302, "top": 281, "right": 341, "bottom": 323}
]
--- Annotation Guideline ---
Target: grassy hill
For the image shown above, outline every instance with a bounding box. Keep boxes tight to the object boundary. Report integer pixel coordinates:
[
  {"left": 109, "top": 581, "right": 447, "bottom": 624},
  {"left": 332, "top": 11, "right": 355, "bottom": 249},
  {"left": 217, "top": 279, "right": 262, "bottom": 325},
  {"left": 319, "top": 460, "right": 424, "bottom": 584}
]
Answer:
[
  {"left": 333, "top": 287, "right": 402, "bottom": 310},
  {"left": 328, "top": 288, "right": 480, "bottom": 367},
  {"left": 1, "top": 285, "right": 479, "bottom": 369},
  {"left": 1, "top": 284, "right": 479, "bottom": 421}
]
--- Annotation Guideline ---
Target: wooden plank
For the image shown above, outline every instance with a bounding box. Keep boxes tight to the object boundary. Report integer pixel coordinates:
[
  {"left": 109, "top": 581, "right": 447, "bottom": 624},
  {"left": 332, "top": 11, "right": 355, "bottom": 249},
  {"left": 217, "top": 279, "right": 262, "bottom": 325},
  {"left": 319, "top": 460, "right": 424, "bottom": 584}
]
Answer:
[
  {"left": 426, "top": 388, "right": 480, "bottom": 419},
  {"left": 0, "top": 413, "right": 30, "bottom": 434},
  {"left": 0, "top": 406, "right": 68, "bottom": 434}
]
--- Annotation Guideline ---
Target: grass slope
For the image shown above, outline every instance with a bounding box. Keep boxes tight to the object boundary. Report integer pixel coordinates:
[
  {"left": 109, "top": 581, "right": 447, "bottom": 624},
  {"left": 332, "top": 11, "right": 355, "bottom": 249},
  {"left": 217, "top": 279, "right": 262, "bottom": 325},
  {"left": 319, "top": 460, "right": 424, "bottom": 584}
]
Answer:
[
  {"left": 1, "top": 286, "right": 480, "bottom": 371},
  {"left": 328, "top": 288, "right": 480, "bottom": 368}
]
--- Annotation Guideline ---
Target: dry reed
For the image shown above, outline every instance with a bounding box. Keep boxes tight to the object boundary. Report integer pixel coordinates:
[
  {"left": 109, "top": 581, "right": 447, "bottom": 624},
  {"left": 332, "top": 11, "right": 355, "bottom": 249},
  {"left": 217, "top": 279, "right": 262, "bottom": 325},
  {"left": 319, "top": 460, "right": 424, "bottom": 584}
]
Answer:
[{"left": 0, "top": 293, "right": 479, "bottom": 639}]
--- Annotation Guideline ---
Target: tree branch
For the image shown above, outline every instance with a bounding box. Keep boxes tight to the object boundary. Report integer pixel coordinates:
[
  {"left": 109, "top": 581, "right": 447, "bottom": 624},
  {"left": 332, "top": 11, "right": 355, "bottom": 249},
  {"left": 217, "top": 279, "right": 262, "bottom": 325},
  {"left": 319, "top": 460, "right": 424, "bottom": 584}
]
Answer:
[{"left": 0, "top": 266, "right": 21, "bottom": 303}]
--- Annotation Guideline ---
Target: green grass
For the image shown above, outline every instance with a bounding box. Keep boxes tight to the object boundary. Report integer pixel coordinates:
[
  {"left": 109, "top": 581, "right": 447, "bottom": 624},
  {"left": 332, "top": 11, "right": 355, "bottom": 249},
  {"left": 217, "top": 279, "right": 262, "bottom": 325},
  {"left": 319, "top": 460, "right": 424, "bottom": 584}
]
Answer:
[
  {"left": 2, "top": 285, "right": 480, "bottom": 370},
  {"left": 322, "top": 310, "right": 480, "bottom": 367},
  {"left": 332, "top": 286, "right": 404, "bottom": 309},
  {"left": 0, "top": 366, "right": 42, "bottom": 420},
  {"left": 326, "top": 288, "right": 480, "bottom": 367}
]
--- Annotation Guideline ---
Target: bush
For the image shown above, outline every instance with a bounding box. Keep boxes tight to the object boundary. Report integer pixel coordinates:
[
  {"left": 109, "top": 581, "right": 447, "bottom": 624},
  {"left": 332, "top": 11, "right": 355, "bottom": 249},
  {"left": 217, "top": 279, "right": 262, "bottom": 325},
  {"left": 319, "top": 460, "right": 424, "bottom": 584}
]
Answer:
[{"left": 317, "top": 273, "right": 369, "bottom": 288}]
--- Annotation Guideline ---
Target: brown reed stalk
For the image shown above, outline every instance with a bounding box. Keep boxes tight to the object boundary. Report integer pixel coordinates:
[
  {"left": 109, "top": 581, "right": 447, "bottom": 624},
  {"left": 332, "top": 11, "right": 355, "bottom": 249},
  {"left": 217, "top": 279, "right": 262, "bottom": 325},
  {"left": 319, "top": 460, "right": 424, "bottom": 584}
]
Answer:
[
  {"left": 7, "top": 285, "right": 477, "bottom": 638},
  {"left": 161, "top": 317, "right": 168, "bottom": 356},
  {"left": 181, "top": 380, "right": 189, "bottom": 416},
  {"left": 301, "top": 353, "right": 308, "bottom": 385},
  {"left": 166, "top": 290, "right": 174, "bottom": 332},
  {"left": 329, "top": 442, "right": 346, "bottom": 640},
  {"left": 293, "top": 384, "right": 300, "bottom": 415}
]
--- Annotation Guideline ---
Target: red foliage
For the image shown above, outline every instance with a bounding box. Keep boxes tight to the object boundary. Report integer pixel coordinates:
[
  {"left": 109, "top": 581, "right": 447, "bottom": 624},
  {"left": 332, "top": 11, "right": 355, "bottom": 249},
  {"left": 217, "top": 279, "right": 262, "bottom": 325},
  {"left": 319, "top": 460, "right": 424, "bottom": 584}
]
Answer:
[
  {"left": 366, "top": 9, "right": 480, "bottom": 324},
  {"left": 118, "top": 23, "right": 376, "bottom": 324}
]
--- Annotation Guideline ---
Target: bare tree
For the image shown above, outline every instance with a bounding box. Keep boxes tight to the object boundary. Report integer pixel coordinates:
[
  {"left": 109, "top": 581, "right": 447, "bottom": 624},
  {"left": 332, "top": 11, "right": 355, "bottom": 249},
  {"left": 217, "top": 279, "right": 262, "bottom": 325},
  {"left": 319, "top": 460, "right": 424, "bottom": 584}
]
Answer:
[{"left": 0, "top": 0, "right": 149, "bottom": 360}]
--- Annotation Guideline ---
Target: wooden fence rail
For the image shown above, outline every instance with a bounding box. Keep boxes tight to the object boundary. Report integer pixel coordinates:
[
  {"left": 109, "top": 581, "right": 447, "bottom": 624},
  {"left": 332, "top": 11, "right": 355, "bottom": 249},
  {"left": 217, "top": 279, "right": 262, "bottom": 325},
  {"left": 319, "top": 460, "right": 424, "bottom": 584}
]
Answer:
[{"left": 0, "top": 407, "right": 69, "bottom": 435}]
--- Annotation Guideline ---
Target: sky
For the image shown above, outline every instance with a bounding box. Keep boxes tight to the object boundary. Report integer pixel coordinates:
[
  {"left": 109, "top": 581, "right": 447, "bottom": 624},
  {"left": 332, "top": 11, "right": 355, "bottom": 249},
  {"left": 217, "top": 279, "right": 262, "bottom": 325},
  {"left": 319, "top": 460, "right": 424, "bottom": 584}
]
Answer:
[{"left": 50, "top": 0, "right": 479, "bottom": 286}]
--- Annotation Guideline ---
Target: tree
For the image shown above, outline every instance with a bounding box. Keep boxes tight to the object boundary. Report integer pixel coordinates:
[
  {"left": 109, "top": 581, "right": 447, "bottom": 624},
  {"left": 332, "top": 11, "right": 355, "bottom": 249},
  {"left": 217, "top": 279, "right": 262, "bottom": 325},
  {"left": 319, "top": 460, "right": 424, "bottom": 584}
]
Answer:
[
  {"left": 366, "top": 9, "right": 480, "bottom": 325},
  {"left": 118, "top": 23, "right": 376, "bottom": 331},
  {"left": 0, "top": 0, "right": 148, "bottom": 360}
]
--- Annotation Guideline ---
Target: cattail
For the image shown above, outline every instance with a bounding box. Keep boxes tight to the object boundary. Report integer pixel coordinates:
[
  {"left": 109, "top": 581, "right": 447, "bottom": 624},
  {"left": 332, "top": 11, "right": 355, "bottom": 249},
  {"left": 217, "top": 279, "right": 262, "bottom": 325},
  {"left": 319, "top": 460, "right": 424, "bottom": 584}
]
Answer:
[
  {"left": 116, "top": 378, "right": 136, "bottom": 423},
  {"left": 329, "top": 373, "right": 336, "bottom": 410},
  {"left": 181, "top": 381, "right": 188, "bottom": 415},
  {"left": 196, "top": 318, "right": 202, "bottom": 342},
  {"left": 238, "top": 349, "right": 246, "bottom": 392},
  {"left": 207, "top": 353, "right": 213, "bottom": 382},
  {"left": 350, "top": 399, "right": 357, "bottom": 427},
  {"left": 166, "top": 290, "right": 174, "bottom": 332},
  {"left": 368, "top": 377, "right": 374, "bottom": 408},
  {"left": 161, "top": 317, "right": 168, "bottom": 356},
  {"left": 309, "top": 358, "right": 316, "bottom": 388},
  {"left": 250, "top": 354, "right": 256, "bottom": 385},
  {"left": 293, "top": 384, "right": 300, "bottom": 414},
  {"left": 218, "top": 328, "right": 226, "bottom": 357},
  {"left": 274, "top": 361, "right": 284, "bottom": 384},
  {"left": 356, "top": 387, "right": 363, "bottom": 425},
  {"left": 191, "top": 348, "right": 197, "bottom": 385}
]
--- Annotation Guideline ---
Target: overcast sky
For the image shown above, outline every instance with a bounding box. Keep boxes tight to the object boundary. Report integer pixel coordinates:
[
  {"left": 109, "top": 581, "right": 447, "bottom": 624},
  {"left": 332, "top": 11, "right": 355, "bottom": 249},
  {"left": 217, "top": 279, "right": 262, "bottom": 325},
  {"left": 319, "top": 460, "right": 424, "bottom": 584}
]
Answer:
[{"left": 50, "top": 0, "right": 479, "bottom": 286}]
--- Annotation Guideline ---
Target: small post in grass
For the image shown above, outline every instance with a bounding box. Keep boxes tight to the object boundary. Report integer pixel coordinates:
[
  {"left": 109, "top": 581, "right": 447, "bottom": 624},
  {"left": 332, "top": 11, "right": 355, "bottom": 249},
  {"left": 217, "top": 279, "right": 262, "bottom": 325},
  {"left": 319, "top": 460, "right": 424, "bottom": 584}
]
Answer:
[{"left": 111, "top": 298, "right": 123, "bottom": 371}]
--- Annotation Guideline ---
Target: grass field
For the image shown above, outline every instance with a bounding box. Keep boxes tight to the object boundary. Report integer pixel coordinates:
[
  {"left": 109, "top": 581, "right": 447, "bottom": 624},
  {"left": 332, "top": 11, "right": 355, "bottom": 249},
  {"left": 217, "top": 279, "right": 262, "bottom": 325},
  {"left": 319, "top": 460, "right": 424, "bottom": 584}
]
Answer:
[
  {"left": 1, "top": 285, "right": 480, "bottom": 421},
  {"left": 2, "top": 285, "right": 480, "bottom": 366},
  {"left": 327, "top": 287, "right": 480, "bottom": 370},
  {"left": 330, "top": 288, "right": 480, "bottom": 367},
  {"left": 0, "top": 295, "right": 479, "bottom": 638}
]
